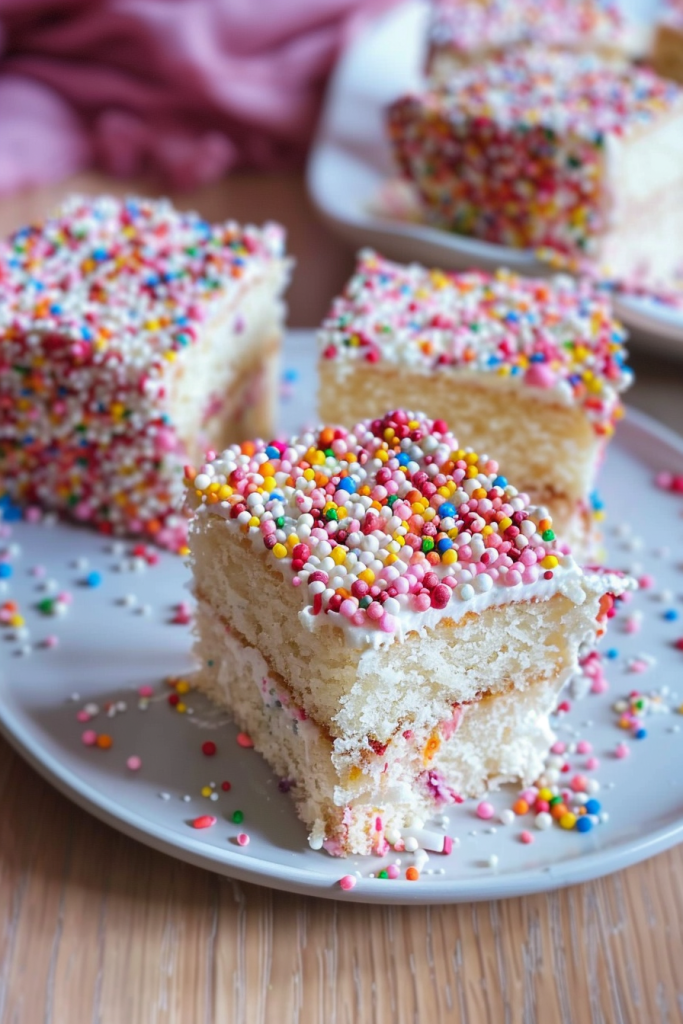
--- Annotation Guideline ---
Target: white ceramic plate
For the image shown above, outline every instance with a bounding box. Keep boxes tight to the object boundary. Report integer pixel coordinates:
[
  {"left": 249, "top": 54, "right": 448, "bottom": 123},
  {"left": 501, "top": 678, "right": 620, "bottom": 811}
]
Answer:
[
  {"left": 307, "top": 0, "right": 683, "bottom": 356},
  {"left": 1, "top": 330, "right": 683, "bottom": 905}
]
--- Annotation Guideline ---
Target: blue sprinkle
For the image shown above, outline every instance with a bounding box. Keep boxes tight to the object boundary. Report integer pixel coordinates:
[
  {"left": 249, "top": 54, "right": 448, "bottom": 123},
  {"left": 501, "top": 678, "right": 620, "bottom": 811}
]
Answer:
[
  {"left": 337, "top": 478, "right": 356, "bottom": 494},
  {"left": 493, "top": 476, "right": 508, "bottom": 488},
  {"left": 396, "top": 453, "right": 410, "bottom": 466},
  {"left": 0, "top": 563, "right": 12, "bottom": 579},
  {"left": 86, "top": 571, "right": 103, "bottom": 588},
  {"left": 585, "top": 799, "right": 601, "bottom": 815},
  {"left": 664, "top": 609, "right": 678, "bottom": 621},
  {"left": 269, "top": 491, "right": 283, "bottom": 502},
  {"left": 576, "top": 816, "right": 593, "bottom": 833},
  {"left": 438, "top": 502, "right": 456, "bottom": 519},
  {"left": 0, "top": 496, "right": 23, "bottom": 522},
  {"left": 264, "top": 446, "right": 281, "bottom": 460},
  {"left": 634, "top": 727, "right": 647, "bottom": 740},
  {"left": 437, "top": 537, "right": 453, "bottom": 553},
  {"left": 283, "top": 368, "right": 298, "bottom": 383},
  {"left": 606, "top": 648, "right": 618, "bottom": 659}
]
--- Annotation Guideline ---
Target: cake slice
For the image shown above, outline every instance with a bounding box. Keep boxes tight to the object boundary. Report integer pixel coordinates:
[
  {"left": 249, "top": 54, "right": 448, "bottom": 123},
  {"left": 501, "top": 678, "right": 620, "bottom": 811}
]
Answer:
[
  {"left": 652, "top": 1, "right": 683, "bottom": 85},
  {"left": 0, "top": 195, "right": 290, "bottom": 550},
  {"left": 318, "top": 250, "right": 632, "bottom": 556},
  {"left": 427, "top": 0, "right": 628, "bottom": 82},
  {"left": 388, "top": 50, "right": 683, "bottom": 285},
  {"left": 186, "top": 411, "right": 632, "bottom": 856}
]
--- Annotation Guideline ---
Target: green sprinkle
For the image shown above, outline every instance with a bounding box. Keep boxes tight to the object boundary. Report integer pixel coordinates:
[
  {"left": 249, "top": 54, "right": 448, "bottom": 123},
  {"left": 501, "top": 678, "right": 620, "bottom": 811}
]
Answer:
[{"left": 231, "top": 810, "right": 244, "bottom": 824}]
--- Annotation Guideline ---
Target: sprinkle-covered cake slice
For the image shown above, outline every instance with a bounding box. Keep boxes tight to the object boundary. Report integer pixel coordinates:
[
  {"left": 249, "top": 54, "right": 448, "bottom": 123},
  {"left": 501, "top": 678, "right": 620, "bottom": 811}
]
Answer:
[
  {"left": 319, "top": 251, "right": 632, "bottom": 555},
  {"left": 426, "top": 0, "right": 628, "bottom": 82},
  {"left": 652, "top": 1, "right": 683, "bottom": 85},
  {"left": 0, "top": 195, "right": 290, "bottom": 550},
  {"left": 187, "top": 411, "right": 632, "bottom": 856},
  {"left": 388, "top": 51, "right": 683, "bottom": 284}
]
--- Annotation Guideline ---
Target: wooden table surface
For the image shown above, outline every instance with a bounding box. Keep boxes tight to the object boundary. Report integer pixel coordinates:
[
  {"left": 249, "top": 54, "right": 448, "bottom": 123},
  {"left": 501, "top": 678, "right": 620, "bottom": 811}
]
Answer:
[{"left": 1, "top": 173, "right": 682, "bottom": 1024}]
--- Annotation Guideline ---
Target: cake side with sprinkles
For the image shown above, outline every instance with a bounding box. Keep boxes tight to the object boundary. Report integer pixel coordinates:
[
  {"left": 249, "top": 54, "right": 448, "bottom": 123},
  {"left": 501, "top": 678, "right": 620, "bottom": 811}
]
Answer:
[
  {"left": 187, "top": 411, "right": 634, "bottom": 855},
  {"left": 0, "top": 195, "right": 290, "bottom": 550},
  {"left": 317, "top": 251, "right": 631, "bottom": 555},
  {"left": 388, "top": 50, "right": 683, "bottom": 281}
]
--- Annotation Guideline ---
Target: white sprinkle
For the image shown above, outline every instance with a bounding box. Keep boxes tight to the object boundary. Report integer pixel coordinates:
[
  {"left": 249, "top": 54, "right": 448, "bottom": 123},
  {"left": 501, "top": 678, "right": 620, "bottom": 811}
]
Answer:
[{"left": 488, "top": 854, "right": 499, "bottom": 869}]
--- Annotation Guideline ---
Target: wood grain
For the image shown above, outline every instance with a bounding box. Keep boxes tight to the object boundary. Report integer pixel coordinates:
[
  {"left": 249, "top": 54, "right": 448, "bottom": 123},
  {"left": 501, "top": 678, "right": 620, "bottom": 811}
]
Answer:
[{"left": 0, "top": 173, "right": 682, "bottom": 1024}]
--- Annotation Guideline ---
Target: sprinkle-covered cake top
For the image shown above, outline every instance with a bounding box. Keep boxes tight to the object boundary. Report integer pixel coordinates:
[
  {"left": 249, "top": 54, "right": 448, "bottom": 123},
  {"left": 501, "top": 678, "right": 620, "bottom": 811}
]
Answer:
[
  {"left": 406, "top": 49, "right": 682, "bottom": 139},
  {"left": 187, "top": 411, "right": 630, "bottom": 647},
  {"left": 0, "top": 195, "right": 284, "bottom": 363},
  {"left": 429, "top": 0, "right": 626, "bottom": 57},
  {"left": 319, "top": 251, "right": 631, "bottom": 429}
]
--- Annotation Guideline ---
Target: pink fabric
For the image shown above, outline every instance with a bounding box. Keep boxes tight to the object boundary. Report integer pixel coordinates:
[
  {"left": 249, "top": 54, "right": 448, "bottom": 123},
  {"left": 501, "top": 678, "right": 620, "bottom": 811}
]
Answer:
[{"left": 0, "top": 0, "right": 394, "bottom": 192}]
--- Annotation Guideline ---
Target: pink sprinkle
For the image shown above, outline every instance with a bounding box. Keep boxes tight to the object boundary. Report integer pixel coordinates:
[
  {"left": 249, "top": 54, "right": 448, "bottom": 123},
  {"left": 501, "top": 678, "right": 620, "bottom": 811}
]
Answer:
[
  {"left": 76, "top": 710, "right": 91, "bottom": 723},
  {"left": 339, "top": 874, "right": 357, "bottom": 890},
  {"left": 476, "top": 800, "right": 495, "bottom": 820},
  {"left": 629, "top": 659, "right": 648, "bottom": 674},
  {"left": 571, "top": 774, "right": 588, "bottom": 792},
  {"left": 585, "top": 757, "right": 600, "bottom": 770},
  {"left": 236, "top": 732, "right": 254, "bottom": 748},
  {"left": 387, "top": 864, "right": 400, "bottom": 879},
  {"left": 43, "top": 635, "right": 59, "bottom": 648},
  {"left": 30, "top": 564, "right": 46, "bottom": 577},
  {"left": 655, "top": 471, "right": 673, "bottom": 489},
  {"left": 81, "top": 730, "right": 97, "bottom": 746},
  {"left": 576, "top": 740, "right": 592, "bottom": 755},
  {"left": 25, "top": 506, "right": 42, "bottom": 523},
  {"left": 521, "top": 788, "right": 538, "bottom": 803},
  {"left": 138, "top": 685, "right": 154, "bottom": 698},
  {"left": 393, "top": 839, "right": 406, "bottom": 852},
  {"left": 615, "top": 742, "right": 630, "bottom": 759},
  {"left": 524, "top": 363, "right": 556, "bottom": 389},
  {"left": 624, "top": 615, "right": 642, "bottom": 635},
  {"left": 638, "top": 574, "right": 654, "bottom": 590},
  {"left": 520, "top": 831, "right": 534, "bottom": 844},
  {"left": 58, "top": 591, "right": 73, "bottom": 604},
  {"left": 237, "top": 833, "right": 250, "bottom": 847},
  {"left": 591, "top": 676, "right": 609, "bottom": 694},
  {"left": 126, "top": 755, "right": 142, "bottom": 771},
  {"left": 551, "top": 741, "right": 566, "bottom": 755}
]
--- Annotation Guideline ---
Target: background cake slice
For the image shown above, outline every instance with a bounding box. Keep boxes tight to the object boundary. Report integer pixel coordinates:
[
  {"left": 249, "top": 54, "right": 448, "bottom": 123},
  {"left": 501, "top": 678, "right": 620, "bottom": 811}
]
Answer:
[
  {"left": 187, "top": 411, "right": 632, "bottom": 856},
  {"left": 0, "top": 195, "right": 290, "bottom": 550},
  {"left": 652, "top": 1, "right": 683, "bottom": 84},
  {"left": 426, "top": 0, "right": 629, "bottom": 82},
  {"left": 388, "top": 50, "right": 683, "bottom": 286},
  {"left": 318, "top": 250, "right": 632, "bottom": 556}
]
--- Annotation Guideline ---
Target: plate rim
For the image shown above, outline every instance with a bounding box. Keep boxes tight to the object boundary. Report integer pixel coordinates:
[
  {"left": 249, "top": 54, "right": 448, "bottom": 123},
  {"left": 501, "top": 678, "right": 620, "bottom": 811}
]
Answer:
[
  {"left": 1, "top": 404, "right": 683, "bottom": 905},
  {"left": 307, "top": 0, "right": 683, "bottom": 350}
]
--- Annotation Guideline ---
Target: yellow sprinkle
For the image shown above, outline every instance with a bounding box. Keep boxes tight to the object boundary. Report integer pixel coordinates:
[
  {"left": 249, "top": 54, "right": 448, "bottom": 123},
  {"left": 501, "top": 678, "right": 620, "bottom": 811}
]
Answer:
[
  {"left": 248, "top": 516, "right": 260, "bottom": 528},
  {"left": 201, "top": 786, "right": 212, "bottom": 798},
  {"left": 560, "top": 813, "right": 577, "bottom": 830},
  {"left": 358, "top": 569, "right": 375, "bottom": 585},
  {"left": 272, "top": 543, "right": 288, "bottom": 559},
  {"left": 176, "top": 703, "right": 187, "bottom": 714},
  {"left": 442, "top": 549, "right": 458, "bottom": 565},
  {"left": 176, "top": 680, "right": 190, "bottom": 695},
  {"left": 541, "top": 555, "right": 559, "bottom": 570}
]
